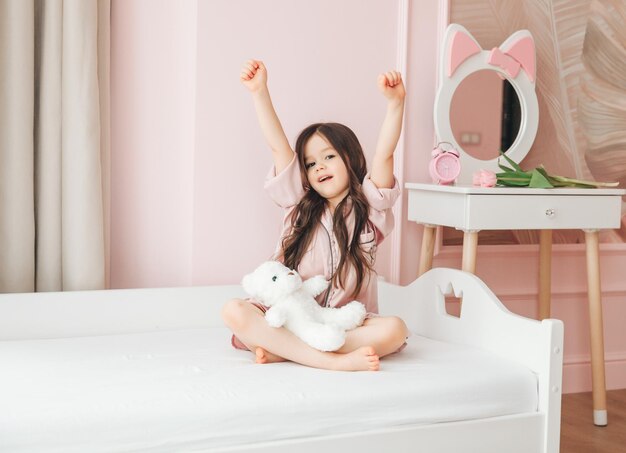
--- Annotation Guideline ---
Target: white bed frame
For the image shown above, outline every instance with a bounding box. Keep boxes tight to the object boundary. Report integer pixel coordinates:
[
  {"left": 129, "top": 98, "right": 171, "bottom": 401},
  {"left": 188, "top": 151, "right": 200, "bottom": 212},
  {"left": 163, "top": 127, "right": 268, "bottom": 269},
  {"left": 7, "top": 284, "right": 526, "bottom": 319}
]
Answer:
[{"left": 0, "top": 268, "right": 563, "bottom": 453}]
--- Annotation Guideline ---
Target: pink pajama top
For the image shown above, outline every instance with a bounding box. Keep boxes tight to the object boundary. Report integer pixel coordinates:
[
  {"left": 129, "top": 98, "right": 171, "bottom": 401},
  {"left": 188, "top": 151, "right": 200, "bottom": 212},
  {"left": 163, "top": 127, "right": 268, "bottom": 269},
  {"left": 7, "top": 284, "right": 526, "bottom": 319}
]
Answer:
[{"left": 265, "top": 155, "right": 401, "bottom": 314}]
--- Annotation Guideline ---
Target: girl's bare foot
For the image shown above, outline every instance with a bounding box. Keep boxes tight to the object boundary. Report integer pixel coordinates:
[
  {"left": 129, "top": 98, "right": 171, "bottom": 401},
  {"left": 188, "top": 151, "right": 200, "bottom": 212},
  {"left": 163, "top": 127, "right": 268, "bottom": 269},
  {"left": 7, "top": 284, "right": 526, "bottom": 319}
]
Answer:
[
  {"left": 255, "top": 347, "right": 287, "bottom": 364},
  {"left": 334, "top": 346, "right": 380, "bottom": 371}
]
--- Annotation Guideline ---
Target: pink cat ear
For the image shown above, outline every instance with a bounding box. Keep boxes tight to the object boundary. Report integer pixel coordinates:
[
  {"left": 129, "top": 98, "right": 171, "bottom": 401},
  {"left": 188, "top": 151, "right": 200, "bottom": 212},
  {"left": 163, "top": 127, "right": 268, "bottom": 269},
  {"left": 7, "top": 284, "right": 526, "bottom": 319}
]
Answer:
[
  {"left": 448, "top": 30, "right": 482, "bottom": 77},
  {"left": 502, "top": 36, "right": 535, "bottom": 82}
]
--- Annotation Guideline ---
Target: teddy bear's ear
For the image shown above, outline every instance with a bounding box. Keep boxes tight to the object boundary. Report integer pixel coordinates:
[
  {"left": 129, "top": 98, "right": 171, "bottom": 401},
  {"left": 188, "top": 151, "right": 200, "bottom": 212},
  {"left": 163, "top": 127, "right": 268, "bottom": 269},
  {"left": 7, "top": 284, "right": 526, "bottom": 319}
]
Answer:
[{"left": 241, "top": 273, "right": 256, "bottom": 298}]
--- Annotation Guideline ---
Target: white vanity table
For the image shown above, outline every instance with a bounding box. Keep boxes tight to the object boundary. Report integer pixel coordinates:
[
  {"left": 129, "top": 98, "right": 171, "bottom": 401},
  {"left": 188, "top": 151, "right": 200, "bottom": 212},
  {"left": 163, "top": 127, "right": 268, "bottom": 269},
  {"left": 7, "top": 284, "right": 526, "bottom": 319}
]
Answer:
[
  {"left": 406, "top": 183, "right": 625, "bottom": 427},
  {"left": 414, "top": 23, "right": 625, "bottom": 426}
]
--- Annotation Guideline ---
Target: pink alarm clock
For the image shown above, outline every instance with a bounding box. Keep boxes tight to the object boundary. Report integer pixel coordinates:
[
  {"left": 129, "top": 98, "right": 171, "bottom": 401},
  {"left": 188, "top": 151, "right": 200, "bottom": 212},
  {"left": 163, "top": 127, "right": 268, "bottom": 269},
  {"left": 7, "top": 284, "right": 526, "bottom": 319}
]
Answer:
[{"left": 429, "top": 142, "right": 461, "bottom": 185}]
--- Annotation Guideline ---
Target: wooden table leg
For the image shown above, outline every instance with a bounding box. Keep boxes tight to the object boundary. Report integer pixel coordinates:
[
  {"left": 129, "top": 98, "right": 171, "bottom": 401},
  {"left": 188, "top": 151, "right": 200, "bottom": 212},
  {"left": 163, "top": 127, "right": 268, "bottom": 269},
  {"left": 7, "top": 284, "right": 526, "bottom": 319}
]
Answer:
[
  {"left": 539, "top": 230, "right": 552, "bottom": 320},
  {"left": 462, "top": 230, "right": 478, "bottom": 274},
  {"left": 418, "top": 225, "right": 436, "bottom": 277},
  {"left": 584, "top": 229, "right": 608, "bottom": 426}
]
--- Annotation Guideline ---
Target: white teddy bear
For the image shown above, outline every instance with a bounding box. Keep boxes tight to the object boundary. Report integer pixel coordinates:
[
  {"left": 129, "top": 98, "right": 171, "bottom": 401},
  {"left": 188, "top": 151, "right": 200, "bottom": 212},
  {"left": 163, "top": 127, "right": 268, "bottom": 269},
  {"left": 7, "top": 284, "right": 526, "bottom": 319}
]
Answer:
[{"left": 242, "top": 261, "right": 367, "bottom": 352}]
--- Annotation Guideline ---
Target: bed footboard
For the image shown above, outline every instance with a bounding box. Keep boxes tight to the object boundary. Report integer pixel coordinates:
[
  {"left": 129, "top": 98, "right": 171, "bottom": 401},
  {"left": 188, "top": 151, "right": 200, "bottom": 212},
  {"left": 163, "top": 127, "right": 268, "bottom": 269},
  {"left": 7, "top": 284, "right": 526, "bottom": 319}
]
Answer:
[{"left": 379, "top": 268, "right": 564, "bottom": 453}]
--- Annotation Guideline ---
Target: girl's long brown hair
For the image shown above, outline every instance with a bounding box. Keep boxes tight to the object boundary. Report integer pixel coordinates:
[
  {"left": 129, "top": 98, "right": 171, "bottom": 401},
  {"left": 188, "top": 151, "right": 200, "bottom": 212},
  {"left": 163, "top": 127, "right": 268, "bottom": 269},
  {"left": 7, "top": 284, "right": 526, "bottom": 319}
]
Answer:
[{"left": 281, "top": 123, "right": 373, "bottom": 299}]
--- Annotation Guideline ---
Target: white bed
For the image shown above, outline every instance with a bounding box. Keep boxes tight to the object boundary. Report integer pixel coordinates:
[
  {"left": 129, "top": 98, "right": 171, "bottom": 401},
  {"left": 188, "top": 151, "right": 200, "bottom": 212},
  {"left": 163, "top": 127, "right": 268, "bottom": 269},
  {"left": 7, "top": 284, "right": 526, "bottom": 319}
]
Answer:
[{"left": 0, "top": 268, "right": 563, "bottom": 452}]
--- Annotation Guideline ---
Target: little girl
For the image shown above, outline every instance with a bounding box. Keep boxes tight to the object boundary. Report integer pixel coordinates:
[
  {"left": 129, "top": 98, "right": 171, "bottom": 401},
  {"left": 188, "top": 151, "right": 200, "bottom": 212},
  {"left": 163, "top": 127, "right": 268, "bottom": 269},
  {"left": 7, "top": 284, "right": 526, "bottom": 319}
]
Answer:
[{"left": 221, "top": 59, "right": 408, "bottom": 372}]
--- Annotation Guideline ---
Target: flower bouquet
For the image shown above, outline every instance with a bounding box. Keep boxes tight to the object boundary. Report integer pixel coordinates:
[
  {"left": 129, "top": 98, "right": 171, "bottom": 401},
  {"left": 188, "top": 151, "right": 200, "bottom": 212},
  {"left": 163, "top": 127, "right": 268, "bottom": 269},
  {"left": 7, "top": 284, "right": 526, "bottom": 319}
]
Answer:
[{"left": 473, "top": 152, "right": 620, "bottom": 189}]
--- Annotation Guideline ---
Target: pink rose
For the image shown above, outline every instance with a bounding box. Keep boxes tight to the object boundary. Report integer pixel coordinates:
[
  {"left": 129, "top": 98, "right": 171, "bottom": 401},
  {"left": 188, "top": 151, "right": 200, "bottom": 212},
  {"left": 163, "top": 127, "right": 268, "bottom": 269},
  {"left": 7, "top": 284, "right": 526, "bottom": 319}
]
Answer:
[{"left": 472, "top": 170, "right": 497, "bottom": 187}]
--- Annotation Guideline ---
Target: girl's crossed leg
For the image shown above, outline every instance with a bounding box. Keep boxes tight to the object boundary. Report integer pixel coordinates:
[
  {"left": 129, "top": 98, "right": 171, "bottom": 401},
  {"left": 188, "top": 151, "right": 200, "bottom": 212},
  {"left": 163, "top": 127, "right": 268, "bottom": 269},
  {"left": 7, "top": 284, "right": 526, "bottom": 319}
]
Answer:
[{"left": 221, "top": 298, "right": 409, "bottom": 372}]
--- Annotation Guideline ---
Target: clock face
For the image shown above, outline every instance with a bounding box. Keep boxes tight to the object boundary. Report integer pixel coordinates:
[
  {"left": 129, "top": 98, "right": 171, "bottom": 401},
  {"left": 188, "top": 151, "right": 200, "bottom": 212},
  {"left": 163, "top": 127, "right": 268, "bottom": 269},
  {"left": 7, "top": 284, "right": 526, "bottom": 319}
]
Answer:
[{"left": 435, "top": 154, "right": 460, "bottom": 181}]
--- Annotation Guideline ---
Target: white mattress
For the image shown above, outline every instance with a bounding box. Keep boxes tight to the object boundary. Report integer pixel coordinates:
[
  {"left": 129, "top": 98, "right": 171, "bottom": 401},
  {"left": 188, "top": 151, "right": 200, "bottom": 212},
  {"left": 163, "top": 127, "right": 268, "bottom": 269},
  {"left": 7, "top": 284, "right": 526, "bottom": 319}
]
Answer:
[{"left": 0, "top": 328, "right": 537, "bottom": 452}]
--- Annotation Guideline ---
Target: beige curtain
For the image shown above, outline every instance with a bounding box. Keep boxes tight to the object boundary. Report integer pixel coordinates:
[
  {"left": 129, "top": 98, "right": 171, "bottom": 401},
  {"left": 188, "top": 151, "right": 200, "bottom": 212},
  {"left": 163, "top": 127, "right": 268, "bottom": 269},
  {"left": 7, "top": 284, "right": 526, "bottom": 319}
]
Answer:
[{"left": 0, "top": 0, "right": 110, "bottom": 292}]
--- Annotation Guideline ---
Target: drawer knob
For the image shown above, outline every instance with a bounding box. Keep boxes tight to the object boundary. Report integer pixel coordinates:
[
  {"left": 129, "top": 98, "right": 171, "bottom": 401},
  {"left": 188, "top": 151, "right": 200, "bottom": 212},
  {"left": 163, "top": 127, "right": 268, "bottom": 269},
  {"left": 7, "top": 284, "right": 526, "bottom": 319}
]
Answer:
[{"left": 545, "top": 208, "right": 556, "bottom": 218}]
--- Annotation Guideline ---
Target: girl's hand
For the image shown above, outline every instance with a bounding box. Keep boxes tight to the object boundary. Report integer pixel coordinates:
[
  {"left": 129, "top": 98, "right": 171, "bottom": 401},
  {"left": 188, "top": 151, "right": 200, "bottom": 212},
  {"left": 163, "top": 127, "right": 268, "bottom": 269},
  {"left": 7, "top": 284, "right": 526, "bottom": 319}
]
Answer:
[
  {"left": 377, "top": 71, "right": 405, "bottom": 103},
  {"left": 240, "top": 59, "right": 267, "bottom": 93},
  {"left": 371, "top": 71, "right": 405, "bottom": 189}
]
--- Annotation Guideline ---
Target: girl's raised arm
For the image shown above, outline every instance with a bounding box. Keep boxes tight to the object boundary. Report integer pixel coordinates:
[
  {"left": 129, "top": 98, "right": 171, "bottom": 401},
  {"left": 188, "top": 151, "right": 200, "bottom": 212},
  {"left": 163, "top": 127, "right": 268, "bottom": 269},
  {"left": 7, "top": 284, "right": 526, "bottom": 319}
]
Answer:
[
  {"left": 370, "top": 71, "right": 406, "bottom": 189},
  {"left": 240, "top": 60, "right": 295, "bottom": 174}
]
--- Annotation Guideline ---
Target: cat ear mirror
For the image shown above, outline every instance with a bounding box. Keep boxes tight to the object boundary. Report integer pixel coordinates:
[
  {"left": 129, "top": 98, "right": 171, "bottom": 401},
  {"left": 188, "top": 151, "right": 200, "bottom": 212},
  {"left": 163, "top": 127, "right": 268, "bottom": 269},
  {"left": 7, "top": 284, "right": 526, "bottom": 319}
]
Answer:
[{"left": 434, "top": 23, "right": 539, "bottom": 184}]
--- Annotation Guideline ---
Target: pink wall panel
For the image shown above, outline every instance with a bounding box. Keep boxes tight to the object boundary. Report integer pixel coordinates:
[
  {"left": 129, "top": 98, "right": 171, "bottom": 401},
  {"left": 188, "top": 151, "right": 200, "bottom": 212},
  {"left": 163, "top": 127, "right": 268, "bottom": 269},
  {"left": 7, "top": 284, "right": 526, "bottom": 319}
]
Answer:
[{"left": 111, "top": 0, "right": 197, "bottom": 288}]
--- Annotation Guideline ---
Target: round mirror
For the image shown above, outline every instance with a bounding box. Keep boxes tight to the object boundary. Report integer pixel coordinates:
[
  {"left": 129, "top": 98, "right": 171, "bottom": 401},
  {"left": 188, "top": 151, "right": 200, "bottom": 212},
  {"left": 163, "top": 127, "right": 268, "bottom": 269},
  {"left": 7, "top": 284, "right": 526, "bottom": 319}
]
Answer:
[{"left": 449, "top": 69, "right": 521, "bottom": 161}]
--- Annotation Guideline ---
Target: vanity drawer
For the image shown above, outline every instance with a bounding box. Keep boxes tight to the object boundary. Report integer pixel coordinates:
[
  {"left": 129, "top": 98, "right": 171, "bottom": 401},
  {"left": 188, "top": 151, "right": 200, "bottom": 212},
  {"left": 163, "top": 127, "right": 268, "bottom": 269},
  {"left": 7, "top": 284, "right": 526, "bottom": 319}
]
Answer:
[{"left": 466, "top": 194, "right": 622, "bottom": 230}]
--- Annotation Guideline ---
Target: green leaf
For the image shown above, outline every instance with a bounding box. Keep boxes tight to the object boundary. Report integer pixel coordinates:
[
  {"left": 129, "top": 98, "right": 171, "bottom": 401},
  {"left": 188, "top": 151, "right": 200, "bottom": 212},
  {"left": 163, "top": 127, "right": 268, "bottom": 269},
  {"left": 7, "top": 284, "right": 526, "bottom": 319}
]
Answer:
[
  {"left": 496, "top": 170, "right": 531, "bottom": 180},
  {"left": 499, "top": 150, "right": 524, "bottom": 172},
  {"left": 529, "top": 169, "right": 554, "bottom": 188},
  {"left": 496, "top": 175, "right": 532, "bottom": 187},
  {"left": 550, "top": 175, "right": 619, "bottom": 188},
  {"left": 494, "top": 161, "right": 620, "bottom": 189},
  {"left": 535, "top": 166, "right": 550, "bottom": 178},
  {"left": 535, "top": 166, "right": 560, "bottom": 184},
  {"left": 498, "top": 162, "right": 515, "bottom": 173},
  {"left": 497, "top": 180, "right": 530, "bottom": 187}
]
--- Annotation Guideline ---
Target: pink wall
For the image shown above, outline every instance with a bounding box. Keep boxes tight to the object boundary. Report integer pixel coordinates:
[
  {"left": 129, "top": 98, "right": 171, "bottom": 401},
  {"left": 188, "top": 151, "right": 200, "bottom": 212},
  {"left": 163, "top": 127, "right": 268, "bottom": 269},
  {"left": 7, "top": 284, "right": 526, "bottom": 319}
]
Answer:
[
  {"left": 111, "top": 0, "right": 401, "bottom": 288},
  {"left": 110, "top": 1, "right": 626, "bottom": 392},
  {"left": 191, "top": 0, "right": 399, "bottom": 285},
  {"left": 111, "top": 0, "right": 197, "bottom": 288}
]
